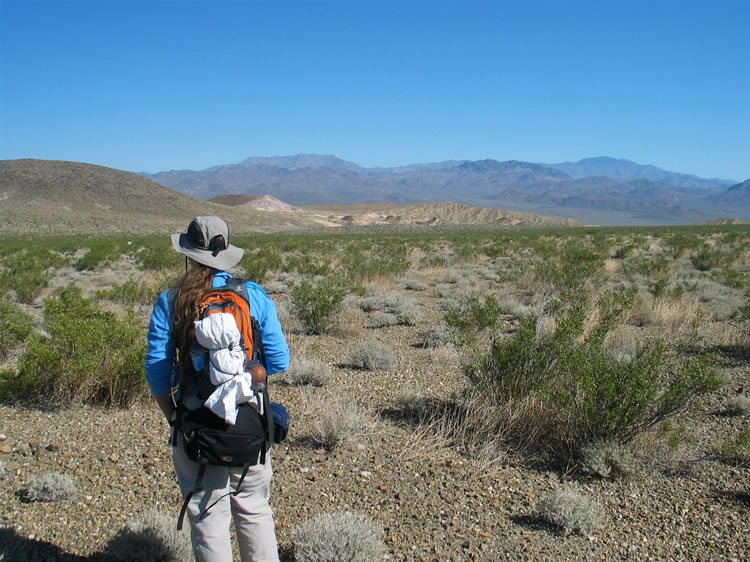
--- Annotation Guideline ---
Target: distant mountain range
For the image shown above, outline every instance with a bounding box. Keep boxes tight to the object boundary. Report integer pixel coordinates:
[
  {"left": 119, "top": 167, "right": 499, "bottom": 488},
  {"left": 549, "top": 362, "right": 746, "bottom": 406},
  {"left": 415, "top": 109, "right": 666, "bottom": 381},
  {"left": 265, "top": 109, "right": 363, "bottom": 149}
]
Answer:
[
  {"left": 0, "top": 159, "right": 579, "bottom": 234},
  {"left": 143, "top": 155, "right": 748, "bottom": 225}
]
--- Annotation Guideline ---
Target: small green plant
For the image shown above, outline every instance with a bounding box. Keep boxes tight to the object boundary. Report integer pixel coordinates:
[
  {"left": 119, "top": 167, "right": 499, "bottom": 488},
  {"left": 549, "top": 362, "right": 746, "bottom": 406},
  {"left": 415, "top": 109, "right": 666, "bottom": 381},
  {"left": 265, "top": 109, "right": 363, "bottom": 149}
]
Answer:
[
  {"left": 291, "top": 278, "right": 348, "bottom": 335},
  {"left": 0, "top": 300, "right": 34, "bottom": 359},
  {"left": 3, "top": 286, "right": 147, "bottom": 407},
  {"left": 20, "top": 472, "right": 76, "bottom": 502},
  {"left": 104, "top": 511, "right": 192, "bottom": 561},
  {"left": 691, "top": 246, "right": 726, "bottom": 272},
  {"left": 293, "top": 511, "right": 384, "bottom": 562},
  {"left": 348, "top": 340, "right": 396, "bottom": 371},
  {"left": 539, "top": 488, "right": 605, "bottom": 536}
]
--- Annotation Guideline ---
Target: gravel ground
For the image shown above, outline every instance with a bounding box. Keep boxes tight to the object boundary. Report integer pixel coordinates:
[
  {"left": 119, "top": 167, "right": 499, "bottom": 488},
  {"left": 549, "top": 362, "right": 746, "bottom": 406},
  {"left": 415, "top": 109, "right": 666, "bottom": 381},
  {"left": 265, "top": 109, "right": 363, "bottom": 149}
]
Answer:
[{"left": 1, "top": 262, "right": 749, "bottom": 560}]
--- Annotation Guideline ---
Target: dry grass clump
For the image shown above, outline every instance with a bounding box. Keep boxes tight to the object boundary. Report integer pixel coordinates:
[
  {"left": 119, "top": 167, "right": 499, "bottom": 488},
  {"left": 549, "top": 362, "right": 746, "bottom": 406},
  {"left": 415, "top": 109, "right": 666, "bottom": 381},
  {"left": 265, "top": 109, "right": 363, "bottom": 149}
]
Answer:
[
  {"left": 628, "top": 293, "right": 702, "bottom": 331},
  {"left": 293, "top": 510, "right": 384, "bottom": 562},
  {"left": 300, "top": 391, "right": 371, "bottom": 450},
  {"left": 20, "top": 472, "right": 76, "bottom": 502},
  {"left": 104, "top": 510, "right": 192, "bottom": 561},
  {"left": 284, "top": 356, "right": 332, "bottom": 387},
  {"left": 348, "top": 340, "right": 396, "bottom": 371},
  {"left": 538, "top": 488, "right": 605, "bottom": 536}
]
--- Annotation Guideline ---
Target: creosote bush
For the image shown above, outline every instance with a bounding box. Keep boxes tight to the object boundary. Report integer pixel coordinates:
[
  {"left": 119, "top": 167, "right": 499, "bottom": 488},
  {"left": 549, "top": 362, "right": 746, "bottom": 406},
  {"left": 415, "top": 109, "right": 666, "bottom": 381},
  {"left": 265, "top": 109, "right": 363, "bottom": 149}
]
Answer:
[
  {"left": 21, "top": 472, "right": 76, "bottom": 502},
  {"left": 1, "top": 286, "right": 147, "bottom": 407},
  {"left": 291, "top": 278, "right": 348, "bottom": 335},
  {"left": 104, "top": 510, "right": 192, "bottom": 561},
  {"left": 0, "top": 299, "right": 34, "bottom": 359},
  {"left": 293, "top": 510, "right": 384, "bottom": 562},
  {"left": 462, "top": 286, "right": 723, "bottom": 465},
  {"left": 539, "top": 488, "right": 605, "bottom": 536},
  {"left": 348, "top": 340, "right": 396, "bottom": 371}
]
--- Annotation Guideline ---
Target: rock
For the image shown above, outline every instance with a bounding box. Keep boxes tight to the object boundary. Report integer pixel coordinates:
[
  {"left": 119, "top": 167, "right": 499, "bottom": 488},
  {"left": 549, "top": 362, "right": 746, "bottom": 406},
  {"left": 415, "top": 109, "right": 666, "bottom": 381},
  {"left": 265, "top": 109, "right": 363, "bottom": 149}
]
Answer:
[
  {"left": 46, "top": 443, "right": 61, "bottom": 452},
  {"left": 0, "top": 444, "right": 11, "bottom": 454}
]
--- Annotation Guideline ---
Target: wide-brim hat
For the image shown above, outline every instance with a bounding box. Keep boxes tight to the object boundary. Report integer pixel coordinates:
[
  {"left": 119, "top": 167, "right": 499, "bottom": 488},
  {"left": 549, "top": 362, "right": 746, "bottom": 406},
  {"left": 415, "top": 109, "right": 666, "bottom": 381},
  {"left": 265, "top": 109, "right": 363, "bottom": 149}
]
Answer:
[{"left": 171, "top": 216, "right": 244, "bottom": 270}]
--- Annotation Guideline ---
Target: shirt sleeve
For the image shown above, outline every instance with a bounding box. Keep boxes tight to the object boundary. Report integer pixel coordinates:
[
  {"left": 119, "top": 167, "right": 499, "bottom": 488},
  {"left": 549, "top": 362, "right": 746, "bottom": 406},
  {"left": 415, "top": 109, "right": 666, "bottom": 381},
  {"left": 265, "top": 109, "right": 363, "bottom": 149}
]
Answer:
[
  {"left": 145, "top": 289, "right": 177, "bottom": 396},
  {"left": 247, "top": 282, "right": 290, "bottom": 375}
]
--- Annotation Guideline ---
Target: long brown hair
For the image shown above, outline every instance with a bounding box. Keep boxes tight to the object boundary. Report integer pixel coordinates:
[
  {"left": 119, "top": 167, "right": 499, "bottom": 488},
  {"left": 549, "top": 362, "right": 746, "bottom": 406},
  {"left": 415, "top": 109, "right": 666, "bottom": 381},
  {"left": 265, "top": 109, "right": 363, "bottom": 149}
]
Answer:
[{"left": 171, "top": 261, "right": 216, "bottom": 388}]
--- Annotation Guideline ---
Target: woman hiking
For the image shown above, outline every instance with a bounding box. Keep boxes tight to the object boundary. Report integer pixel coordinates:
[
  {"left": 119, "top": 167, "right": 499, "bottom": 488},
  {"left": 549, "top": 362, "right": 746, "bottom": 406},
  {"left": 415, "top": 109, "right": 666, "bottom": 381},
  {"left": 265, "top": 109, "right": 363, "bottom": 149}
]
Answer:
[{"left": 145, "top": 216, "right": 289, "bottom": 562}]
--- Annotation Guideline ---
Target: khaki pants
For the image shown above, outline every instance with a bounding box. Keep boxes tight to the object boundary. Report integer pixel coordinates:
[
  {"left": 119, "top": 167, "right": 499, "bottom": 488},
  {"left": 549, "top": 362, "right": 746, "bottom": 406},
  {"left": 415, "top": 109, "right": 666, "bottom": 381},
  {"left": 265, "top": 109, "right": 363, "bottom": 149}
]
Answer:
[{"left": 172, "top": 446, "right": 279, "bottom": 562}]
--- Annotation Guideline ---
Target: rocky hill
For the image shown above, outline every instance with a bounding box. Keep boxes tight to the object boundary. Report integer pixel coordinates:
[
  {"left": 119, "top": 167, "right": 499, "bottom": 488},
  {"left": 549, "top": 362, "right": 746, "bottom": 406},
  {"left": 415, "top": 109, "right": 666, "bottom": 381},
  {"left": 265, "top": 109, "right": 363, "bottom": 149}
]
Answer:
[{"left": 0, "top": 160, "right": 314, "bottom": 234}]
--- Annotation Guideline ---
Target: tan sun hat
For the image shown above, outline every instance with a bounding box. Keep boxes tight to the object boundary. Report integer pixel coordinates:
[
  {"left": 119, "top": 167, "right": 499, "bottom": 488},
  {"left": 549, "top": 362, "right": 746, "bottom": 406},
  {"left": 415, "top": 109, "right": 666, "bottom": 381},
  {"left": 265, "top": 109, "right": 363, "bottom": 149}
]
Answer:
[{"left": 171, "top": 216, "right": 244, "bottom": 270}]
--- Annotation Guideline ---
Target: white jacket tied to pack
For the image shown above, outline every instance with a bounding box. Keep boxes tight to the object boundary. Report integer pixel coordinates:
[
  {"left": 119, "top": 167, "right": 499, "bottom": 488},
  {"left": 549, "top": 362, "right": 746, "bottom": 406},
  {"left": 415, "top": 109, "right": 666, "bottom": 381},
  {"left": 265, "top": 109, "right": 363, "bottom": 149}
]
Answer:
[{"left": 194, "top": 312, "right": 261, "bottom": 425}]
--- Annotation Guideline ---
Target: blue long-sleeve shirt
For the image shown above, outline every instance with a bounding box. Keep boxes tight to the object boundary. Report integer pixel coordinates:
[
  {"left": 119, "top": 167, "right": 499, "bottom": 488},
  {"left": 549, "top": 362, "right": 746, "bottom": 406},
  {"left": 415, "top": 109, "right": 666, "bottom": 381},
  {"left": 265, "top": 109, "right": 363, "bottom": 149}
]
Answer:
[{"left": 145, "top": 271, "right": 289, "bottom": 397}]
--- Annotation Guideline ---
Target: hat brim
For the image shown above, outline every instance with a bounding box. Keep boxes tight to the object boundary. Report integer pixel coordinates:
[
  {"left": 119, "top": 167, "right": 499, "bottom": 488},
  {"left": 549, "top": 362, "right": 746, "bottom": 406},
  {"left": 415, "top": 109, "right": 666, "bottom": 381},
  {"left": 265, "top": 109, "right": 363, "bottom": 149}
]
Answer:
[{"left": 171, "top": 233, "right": 244, "bottom": 270}]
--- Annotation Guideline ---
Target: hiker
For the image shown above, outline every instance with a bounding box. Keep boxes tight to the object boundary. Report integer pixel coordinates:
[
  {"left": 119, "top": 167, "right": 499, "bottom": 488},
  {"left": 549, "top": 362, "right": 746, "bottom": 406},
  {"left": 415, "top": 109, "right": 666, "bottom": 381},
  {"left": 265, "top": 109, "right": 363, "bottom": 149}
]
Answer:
[{"left": 145, "top": 216, "right": 289, "bottom": 562}]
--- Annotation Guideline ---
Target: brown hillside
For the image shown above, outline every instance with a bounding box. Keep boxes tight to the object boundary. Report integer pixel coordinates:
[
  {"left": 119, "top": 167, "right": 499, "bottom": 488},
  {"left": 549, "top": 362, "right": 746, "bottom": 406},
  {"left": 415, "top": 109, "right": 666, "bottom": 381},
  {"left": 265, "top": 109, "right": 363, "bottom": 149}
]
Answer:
[{"left": 0, "top": 160, "right": 315, "bottom": 234}]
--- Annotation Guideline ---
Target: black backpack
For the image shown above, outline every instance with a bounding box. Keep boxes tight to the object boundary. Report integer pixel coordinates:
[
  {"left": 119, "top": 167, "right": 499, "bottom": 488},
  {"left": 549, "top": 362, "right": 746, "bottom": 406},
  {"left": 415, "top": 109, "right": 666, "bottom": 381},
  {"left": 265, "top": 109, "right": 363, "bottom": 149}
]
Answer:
[{"left": 172, "top": 278, "right": 273, "bottom": 530}]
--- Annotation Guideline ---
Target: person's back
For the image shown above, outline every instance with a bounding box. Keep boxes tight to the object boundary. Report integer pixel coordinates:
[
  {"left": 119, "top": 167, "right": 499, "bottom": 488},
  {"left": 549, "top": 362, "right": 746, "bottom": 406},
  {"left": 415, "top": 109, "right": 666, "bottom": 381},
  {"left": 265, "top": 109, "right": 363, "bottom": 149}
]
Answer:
[{"left": 145, "top": 216, "right": 289, "bottom": 561}]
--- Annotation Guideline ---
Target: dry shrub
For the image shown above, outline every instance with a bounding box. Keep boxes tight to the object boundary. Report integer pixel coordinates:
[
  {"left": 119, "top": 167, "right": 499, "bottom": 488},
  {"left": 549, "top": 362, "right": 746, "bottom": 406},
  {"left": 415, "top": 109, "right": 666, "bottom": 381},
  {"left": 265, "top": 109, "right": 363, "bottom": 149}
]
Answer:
[
  {"left": 285, "top": 356, "right": 332, "bottom": 387},
  {"left": 725, "top": 395, "right": 750, "bottom": 416},
  {"left": 422, "top": 322, "right": 455, "bottom": 348},
  {"left": 300, "top": 390, "right": 371, "bottom": 450},
  {"left": 104, "top": 510, "right": 192, "bottom": 561},
  {"left": 538, "top": 488, "right": 605, "bottom": 536},
  {"left": 579, "top": 441, "right": 640, "bottom": 479},
  {"left": 21, "top": 472, "right": 76, "bottom": 502},
  {"left": 348, "top": 340, "right": 396, "bottom": 371},
  {"left": 293, "top": 510, "right": 383, "bottom": 562}
]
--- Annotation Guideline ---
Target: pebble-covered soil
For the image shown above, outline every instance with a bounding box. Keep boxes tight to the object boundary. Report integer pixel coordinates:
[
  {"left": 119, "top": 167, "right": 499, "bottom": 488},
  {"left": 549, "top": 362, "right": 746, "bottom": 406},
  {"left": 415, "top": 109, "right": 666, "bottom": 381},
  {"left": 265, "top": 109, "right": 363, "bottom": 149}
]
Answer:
[{"left": 1, "top": 251, "right": 749, "bottom": 561}]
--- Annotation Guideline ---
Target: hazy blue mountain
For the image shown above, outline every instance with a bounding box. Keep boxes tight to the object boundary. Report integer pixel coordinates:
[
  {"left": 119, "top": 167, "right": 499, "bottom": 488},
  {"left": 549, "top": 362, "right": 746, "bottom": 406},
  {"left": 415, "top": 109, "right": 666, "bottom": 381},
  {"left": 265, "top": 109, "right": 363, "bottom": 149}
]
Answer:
[
  {"left": 141, "top": 154, "right": 749, "bottom": 225},
  {"left": 236, "top": 154, "right": 363, "bottom": 172},
  {"left": 547, "top": 156, "right": 736, "bottom": 189}
]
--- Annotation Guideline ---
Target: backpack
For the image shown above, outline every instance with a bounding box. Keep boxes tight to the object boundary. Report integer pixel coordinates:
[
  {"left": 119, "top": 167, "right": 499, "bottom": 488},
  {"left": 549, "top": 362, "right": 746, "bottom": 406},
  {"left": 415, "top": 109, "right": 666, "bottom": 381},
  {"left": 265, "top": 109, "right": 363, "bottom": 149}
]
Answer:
[{"left": 173, "top": 277, "right": 274, "bottom": 530}]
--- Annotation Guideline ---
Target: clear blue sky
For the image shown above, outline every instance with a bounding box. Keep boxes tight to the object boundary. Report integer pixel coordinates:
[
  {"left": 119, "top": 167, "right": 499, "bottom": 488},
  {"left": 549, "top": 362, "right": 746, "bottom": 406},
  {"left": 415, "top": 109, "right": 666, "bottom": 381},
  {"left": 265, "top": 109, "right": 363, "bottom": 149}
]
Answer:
[{"left": 1, "top": 0, "right": 748, "bottom": 181}]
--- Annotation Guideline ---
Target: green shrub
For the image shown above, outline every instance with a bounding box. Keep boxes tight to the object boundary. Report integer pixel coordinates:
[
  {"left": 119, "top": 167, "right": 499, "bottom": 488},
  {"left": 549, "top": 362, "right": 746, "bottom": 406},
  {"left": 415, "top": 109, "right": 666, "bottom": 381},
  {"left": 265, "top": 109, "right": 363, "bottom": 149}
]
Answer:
[
  {"left": 96, "top": 279, "right": 156, "bottom": 306},
  {"left": 463, "top": 287, "right": 722, "bottom": 464},
  {"left": 443, "top": 294, "right": 501, "bottom": 344},
  {"left": 0, "top": 253, "right": 53, "bottom": 304},
  {"left": 0, "top": 300, "right": 34, "bottom": 359},
  {"left": 691, "top": 246, "right": 726, "bottom": 272},
  {"left": 291, "top": 278, "right": 348, "bottom": 335},
  {"left": 240, "top": 249, "right": 283, "bottom": 284},
  {"left": 293, "top": 511, "right": 384, "bottom": 562},
  {"left": 3, "top": 287, "right": 147, "bottom": 407}
]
